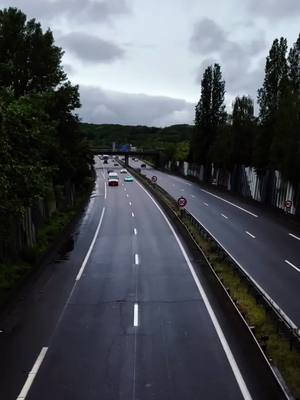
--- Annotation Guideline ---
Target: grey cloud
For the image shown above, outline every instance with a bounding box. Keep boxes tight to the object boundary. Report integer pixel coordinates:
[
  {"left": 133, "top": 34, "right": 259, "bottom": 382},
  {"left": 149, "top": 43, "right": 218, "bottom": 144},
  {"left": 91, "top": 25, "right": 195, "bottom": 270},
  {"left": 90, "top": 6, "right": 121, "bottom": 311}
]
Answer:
[
  {"left": 0, "top": 0, "right": 129, "bottom": 23},
  {"left": 196, "top": 56, "right": 265, "bottom": 102},
  {"left": 190, "top": 18, "right": 227, "bottom": 53},
  {"left": 78, "top": 86, "right": 195, "bottom": 127},
  {"left": 192, "top": 18, "right": 266, "bottom": 99},
  {"left": 59, "top": 32, "right": 124, "bottom": 63},
  {"left": 246, "top": 0, "right": 300, "bottom": 19}
]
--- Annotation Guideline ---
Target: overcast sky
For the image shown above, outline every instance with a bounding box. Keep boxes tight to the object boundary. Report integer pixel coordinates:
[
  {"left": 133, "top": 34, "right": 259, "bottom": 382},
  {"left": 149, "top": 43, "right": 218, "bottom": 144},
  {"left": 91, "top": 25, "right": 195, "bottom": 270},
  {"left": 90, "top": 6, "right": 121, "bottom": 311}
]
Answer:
[{"left": 1, "top": 0, "right": 300, "bottom": 126}]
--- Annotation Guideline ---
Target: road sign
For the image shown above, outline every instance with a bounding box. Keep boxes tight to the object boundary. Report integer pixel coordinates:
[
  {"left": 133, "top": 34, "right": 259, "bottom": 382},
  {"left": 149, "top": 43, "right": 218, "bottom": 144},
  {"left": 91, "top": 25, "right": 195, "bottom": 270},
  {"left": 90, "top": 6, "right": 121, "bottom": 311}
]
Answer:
[
  {"left": 151, "top": 176, "right": 158, "bottom": 183},
  {"left": 285, "top": 200, "right": 292, "bottom": 209},
  {"left": 177, "top": 196, "right": 187, "bottom": 208}
]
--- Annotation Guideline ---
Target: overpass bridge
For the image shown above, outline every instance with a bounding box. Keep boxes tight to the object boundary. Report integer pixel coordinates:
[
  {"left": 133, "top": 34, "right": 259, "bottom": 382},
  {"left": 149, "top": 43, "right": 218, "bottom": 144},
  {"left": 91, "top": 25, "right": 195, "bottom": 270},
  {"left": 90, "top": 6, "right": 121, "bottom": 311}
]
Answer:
[{"left": 91, "top": 148, "right": 164, "bottom": 167}]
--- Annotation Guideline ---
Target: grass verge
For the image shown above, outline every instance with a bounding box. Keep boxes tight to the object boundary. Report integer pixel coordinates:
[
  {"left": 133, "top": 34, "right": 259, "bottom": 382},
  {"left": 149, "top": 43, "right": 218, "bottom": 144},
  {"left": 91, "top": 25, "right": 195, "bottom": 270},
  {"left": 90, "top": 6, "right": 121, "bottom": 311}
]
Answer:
[
  {"left": 136, "top": 170, "right": 300, "bottom": 399},
  {"left": 0, "top": 189, "right": 92, "bottom": 308}
]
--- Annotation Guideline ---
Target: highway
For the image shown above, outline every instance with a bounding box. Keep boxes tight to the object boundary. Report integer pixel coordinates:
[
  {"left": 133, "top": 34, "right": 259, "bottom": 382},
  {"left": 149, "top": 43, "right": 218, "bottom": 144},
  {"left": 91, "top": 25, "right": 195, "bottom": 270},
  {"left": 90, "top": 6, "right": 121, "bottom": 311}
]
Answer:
[
  {"left": 130, "top": 159, "right": 300, "bottom": 330},
  {"left": 0, "top": 158, "right": 285, "bottom": 399}
]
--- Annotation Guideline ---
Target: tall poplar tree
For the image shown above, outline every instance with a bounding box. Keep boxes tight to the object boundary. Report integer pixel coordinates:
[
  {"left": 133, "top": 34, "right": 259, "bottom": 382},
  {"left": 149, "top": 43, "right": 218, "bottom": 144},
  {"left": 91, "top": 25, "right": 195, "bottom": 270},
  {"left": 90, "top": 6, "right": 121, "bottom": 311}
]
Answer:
[
  {"left": 192, "top": 63, "right": 226, "bottom": 165},
  {"left": 255, "top": 38, "right": 288, "bottom": 169}
]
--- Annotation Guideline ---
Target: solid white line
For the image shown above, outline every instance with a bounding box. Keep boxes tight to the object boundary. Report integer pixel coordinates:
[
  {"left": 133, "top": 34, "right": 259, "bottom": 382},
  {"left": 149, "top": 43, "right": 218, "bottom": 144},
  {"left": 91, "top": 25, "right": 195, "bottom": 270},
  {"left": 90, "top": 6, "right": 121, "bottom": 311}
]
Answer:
[
  {"left": 221, "top": 214, "right": 228, "bottom": 220},
  {"left": 191, "top": 213, "right": 299, "bottom": 332},
  {"left": 131, "top": 212, "right": 135, "bottom": 217},
  {"left": 135, "top": 254, "right": 139, "bottom": 265},
  {"left": 17, "top": 347, "right": 48, "bottom": 399},
  {"left": 133, "top": 304, "right": 139, "bottom": 327},
  {"left": 203, "top": 202, "right": 209, "bottom": 207},
  {"left": 246, "top": 231, "right": 256, "bottom": 239},
  {"left": 285, "top": 260, "right": 300, "bottom": 273},
  {"left": 200, "top": 188, "right": 258, "bottom": 218},
  {"left": 134, "top": 228, "right": 137, "bottom": 235},
  {"left": 289, "top": 233, "right": 300, "bottom": 241},
  {"left": 76, "top": 207, "right": 106, "bottom": 281},
  {"left": 135, "top": 180, "right": 252, "bottom": 400}
]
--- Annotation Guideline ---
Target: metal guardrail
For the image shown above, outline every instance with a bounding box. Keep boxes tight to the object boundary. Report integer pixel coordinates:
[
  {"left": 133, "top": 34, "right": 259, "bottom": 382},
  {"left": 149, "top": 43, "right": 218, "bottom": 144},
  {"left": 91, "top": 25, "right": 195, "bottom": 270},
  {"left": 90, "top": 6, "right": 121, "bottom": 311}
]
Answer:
[
  {"left": 132, "top": 167, "right": 300, "bottom": 347},
  {"left": 182, "top": 208, "right": 300, "bottom": 341}
]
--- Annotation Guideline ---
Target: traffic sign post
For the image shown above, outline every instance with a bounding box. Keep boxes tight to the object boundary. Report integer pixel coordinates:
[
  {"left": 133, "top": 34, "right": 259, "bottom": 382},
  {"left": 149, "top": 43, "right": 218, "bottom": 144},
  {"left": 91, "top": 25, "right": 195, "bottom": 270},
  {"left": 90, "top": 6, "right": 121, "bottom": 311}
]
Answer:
[
  {"left": 151, "top": 176, "right": 158, "bottom": 184},
  {"left": 177, "top": 196, "right": 187, "bottom": 208},
  {"left": 284, "top": 200, "right": 292, "bottom": 212}
]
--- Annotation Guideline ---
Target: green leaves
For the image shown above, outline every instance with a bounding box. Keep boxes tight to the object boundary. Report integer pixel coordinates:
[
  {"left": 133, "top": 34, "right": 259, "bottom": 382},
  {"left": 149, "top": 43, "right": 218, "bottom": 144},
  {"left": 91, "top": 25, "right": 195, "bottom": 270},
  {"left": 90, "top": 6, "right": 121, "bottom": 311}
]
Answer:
[
  {"left": 192, "top": 63, "right": 226, "bottom": 164},
  {"left": 0, "top": 7, "right": 92, "bottom": 231}
]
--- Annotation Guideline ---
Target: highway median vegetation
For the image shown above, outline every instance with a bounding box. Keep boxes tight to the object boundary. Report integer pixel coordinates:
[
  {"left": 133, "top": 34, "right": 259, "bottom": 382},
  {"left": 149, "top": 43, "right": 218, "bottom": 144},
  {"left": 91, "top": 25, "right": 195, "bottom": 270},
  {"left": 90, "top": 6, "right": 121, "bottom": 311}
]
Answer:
[
  {"left": 0, "top": 7, "right": 94, "bottom": 305},
  {"left": 132, "top": 168, "right": 300, "bottom": 399}
]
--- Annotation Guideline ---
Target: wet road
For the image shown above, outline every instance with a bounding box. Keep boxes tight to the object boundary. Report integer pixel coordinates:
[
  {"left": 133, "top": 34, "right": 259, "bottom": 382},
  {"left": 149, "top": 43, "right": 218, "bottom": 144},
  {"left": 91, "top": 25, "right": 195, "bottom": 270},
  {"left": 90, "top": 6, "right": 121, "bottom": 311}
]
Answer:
[
  {"left": 0, "top": 158, "right": 285, "bottom": 399},
  {"left": 132, "top": 159, "right": 300, "bottom": 330}
]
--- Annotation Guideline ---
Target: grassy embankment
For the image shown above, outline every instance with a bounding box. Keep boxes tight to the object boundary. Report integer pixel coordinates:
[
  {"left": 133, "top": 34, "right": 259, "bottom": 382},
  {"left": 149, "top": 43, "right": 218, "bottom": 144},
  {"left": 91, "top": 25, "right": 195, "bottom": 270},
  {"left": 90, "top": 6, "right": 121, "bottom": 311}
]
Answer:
[
  {"left": 136, "top": 170, "right": 300, "bottom": 399},
  {"left": 0, "top": 188, "right": 92, "bottom": 307}
]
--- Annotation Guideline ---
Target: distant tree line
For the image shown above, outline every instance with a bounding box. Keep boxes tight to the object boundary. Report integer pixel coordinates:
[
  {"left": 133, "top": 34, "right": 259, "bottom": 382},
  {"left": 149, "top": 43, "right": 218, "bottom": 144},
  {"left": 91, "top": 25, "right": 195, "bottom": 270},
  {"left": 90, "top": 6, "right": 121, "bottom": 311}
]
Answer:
[
  {"left": 0, "top": 8, "right": 92, "bottom": 258},
  {"left": 190, "top": 35, "right": 300, "bottom": 183},
  {"left": 81, "top": 123, "right": 192, "bottom": 161}
]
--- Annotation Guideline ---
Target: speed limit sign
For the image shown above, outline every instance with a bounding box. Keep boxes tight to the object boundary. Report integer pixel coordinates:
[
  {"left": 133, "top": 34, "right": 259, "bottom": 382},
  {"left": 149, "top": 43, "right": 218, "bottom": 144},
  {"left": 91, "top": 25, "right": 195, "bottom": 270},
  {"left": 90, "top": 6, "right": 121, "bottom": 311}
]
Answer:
[
  {"left": 285, "top": 200, "right": 292, "bottom": 209},
  {"left": 177, "top": 196, "right": 187, "bottom": 208},
  {"left": 151, "top": 176, "right": 158, "bottom": 183}
]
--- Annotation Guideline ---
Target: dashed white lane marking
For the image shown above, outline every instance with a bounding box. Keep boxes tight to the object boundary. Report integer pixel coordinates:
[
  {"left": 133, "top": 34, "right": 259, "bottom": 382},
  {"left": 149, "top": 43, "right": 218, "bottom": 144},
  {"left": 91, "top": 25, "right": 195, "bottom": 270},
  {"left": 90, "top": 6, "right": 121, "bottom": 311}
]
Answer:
[
  {"left": 134, "top": 228, "right": 138, "bottom": 235},
  {"left": 200, "top": 188, "right": 258, "bottom": 218},
  {"left": 246, "top": 231, "right": 256, "bottom": 239},
  {"left": 124, "top": 188, "right": 127, "bottom": 191},
  {"left": 16, "top": 347, "right": 48, "bottom": 399},
  {"left": 131, "top": 212, "right": 135, "bottom": 217},
  {"left": 135, "top": 254, "right": 139, "bottom": 265},
  {"left": 129, "top": 202, "right": 132, "bottom": 206},
  {"left": 221, "top": 214, "right": 228, "bottom": 220},
  {"left": 191, "top": 195, "right": 196, "bottom": 198},
  {"left": 180, "top": 189, "right": 185, "bottom": 192},
  {"left": 133, "top": 304, "right": 139, "bottom": 327},
  {"left": 289, "top": 233, "right": 300, "bottom": 241},
  {"left": 104, "top": 181, "right": 107, "bottom": 200},
  {"left": 285, "top": 260, "right": 300, "bottom": 273},
  {"left": 135, "top": 179, "right": 252, "bottom": 400},
  {"left": 76, "top": 207, "right": 106, "bottom": 281},
  {"left": 203, "top": 202, "right": 209, "bottom": 207},
  {"left": 126, "top": 194, "right": 129, "bottom": 198}
]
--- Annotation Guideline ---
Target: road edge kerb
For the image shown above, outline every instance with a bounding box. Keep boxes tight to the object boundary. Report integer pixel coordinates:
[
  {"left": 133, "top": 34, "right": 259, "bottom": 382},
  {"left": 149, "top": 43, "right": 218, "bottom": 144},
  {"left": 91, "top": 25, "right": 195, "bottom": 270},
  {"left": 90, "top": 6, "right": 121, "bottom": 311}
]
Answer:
[{"left": 125, "top": 164, "right": 291, "bottom": 400}]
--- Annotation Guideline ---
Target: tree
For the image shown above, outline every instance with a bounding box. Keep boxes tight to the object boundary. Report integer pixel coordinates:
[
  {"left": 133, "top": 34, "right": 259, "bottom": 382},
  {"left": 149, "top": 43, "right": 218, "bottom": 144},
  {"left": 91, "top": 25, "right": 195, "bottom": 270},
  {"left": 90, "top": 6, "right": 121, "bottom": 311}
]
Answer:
[
  {"left": 255, "top": 38, "right": 288, "bottom": 169},
  {"left": 0, "top": 7, "right": 65, "bottom": 97},
  {"left": 270, "top": 34, "right": 300, "bottom": 182},
  {"left": 192, "top": 63, "right": 226, "bottom": 165},
  {"left": 231, "top": 96, "right": 256, "bottom": 166}
]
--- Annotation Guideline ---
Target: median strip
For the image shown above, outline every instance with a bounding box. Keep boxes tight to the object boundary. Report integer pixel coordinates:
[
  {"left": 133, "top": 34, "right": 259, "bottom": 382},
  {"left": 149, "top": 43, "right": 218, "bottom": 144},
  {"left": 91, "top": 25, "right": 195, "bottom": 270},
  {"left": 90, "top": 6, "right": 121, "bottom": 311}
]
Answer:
[{"left": 127, "top": 166, "right": 300, "bottom": 399}]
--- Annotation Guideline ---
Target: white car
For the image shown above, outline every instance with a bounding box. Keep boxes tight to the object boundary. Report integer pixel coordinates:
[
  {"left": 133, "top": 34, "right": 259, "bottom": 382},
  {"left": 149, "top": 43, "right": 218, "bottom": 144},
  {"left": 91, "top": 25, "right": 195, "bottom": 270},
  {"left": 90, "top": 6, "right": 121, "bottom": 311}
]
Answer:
[
  {"left": 120, "top": 169, "right": 128, "bottom": 174},
  {"left": 108, "top": 172, "right": 119, "bottom": 187}
]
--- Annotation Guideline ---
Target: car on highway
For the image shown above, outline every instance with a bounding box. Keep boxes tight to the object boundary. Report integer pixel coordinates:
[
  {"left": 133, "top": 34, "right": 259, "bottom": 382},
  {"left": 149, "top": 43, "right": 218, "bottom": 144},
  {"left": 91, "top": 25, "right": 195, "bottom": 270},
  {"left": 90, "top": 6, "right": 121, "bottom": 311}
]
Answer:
[
  {"left": 124, "top": 175, "right": 134, "bottom": 182},
  {"left": 120, "top": 169, "right": 128, "bottom": 174},
  {"left": 108, "top": 172, "right": 119, "bottom": 186},
  {"left": 114, "top": 163, "right": 119, "bottom": 167},
  {"left": 141, "top": 163, "right": 146, "bottom": 168}
]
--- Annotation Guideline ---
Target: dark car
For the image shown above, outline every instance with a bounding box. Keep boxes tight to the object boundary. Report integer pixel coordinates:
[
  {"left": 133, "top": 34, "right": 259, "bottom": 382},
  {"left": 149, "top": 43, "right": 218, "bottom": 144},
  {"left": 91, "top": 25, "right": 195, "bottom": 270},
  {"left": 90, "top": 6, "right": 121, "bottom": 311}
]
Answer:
[{"left": 141, "top": 163, "right": 146, "bottom": 168}]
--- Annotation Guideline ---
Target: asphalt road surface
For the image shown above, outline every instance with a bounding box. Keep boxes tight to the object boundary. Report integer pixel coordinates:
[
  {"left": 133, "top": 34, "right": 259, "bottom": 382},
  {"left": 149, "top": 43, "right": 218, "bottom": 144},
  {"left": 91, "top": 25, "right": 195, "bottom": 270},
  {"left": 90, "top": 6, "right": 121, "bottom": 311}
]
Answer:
[
  {"left": 131, "top": 159, "right": 300, "bottom": 330},
  {"left": 0, "top": 158, "right": 285, "bottom": 399}
]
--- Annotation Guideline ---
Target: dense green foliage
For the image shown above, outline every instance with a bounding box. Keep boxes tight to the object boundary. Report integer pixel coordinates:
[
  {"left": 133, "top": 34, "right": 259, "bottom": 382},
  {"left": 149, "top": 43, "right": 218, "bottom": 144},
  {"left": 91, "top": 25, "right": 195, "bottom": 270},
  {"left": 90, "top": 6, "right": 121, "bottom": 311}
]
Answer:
[
  {"left": 190, "top": 36, "right": 300, "bottom": 183},
  {"left": 191, "top": 64, "right": 226, "bottom": 164},
  {"left": 81, "top": 122, "right": 192, "bottom": 161},
  {"left": 0, "top": 7, "right": 92, "bottom": 253}
]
